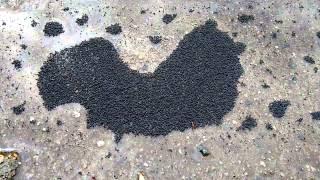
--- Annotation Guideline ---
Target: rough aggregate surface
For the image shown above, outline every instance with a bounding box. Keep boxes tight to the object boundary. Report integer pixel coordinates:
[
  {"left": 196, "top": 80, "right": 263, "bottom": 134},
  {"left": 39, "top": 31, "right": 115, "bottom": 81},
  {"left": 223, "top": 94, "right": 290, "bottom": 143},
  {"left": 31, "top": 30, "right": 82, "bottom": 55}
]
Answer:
[{"left": 0, "top": 0, "right": 319, "bottom": 179}]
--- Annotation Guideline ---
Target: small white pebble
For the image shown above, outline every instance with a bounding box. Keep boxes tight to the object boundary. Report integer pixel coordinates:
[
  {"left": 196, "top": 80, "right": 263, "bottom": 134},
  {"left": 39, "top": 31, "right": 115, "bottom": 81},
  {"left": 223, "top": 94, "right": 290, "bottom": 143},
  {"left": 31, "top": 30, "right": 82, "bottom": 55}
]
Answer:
[
  {"left": 260, "top": 161, "right": 266, "bottom": 167},
  {"left": 97, "top": 140, "right": 105, "bottom": 147},
  {"left": 73, "top": 111, "right": 81, "bottom": 118}
]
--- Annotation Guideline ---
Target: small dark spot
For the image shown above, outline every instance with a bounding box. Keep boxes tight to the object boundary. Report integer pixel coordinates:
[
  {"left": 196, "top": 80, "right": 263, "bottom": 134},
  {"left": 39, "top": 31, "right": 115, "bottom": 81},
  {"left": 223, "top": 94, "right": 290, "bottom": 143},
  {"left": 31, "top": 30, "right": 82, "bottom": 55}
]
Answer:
[
  {"left": 43, "top": 22, "right": 64, "bottom": 37},
  {"left": 248, "top": 5, "right": 253, "bottom": 9},
  {"left": 316, "top": 32, "right": 320, "bottom": 39},
  {"left": 106, "top": 152, "right": 112, "bottom": 158},
  {"left": 105, "top": 23, "right": 122, "bottom": 35},
  {"left": 261, "top": 82, "right": 270, "bottom": 89},
  {"left": 314, "top": 67, "right": 318, "bottom": 73},
  {"left": 304, "top": 56, "right": 315, "bottom": 64},
  {"left": 275, "top": 20, "right": 283, "bottom": 24},
  {"left": 291, "top": 31, "right": 296, "bottom": 37},
  {"left": 268, "top": 100, "right": 290, "bottom": 118},
  {"left": 12, "top": 60, "right": 22, "bottom": 70},
  {"left": 296, "top": 118, "right": 303, "bottom": 123},
  {"left": 56, "top": 120, "right": 63, "bottom": 126},
  {"left": 76, "top": 14, "right": 88, "bottom": 26},
  {"left": 12, "top": 101, "right": 26, "bottom": 115},
  {"left": 162, "top": 14, "right": 177, "bottom": 24},
  {"left": 232, "top": 32, "right": 238, "bottom": 37},
  {"left": 2, "top": 22, "right": 6, "bottom": 26},
  {"left": 20, "top": 44, "right": 27, "bottom": 50},
  {"left": 78, "top": 172, "right": 82, "bottom": 175},
  {"left": 265, "top": 123, "right": 273, "bottom": 130},
  {"left": 238, "top": 14, "right": 255, "bottom": 23},
  {"left": 148, "top": 36, "right": 162, "bottom": 44},
  {"left": 311, "top": 111, "right": 320, "bottom": 120},
  {"left": 271, "top": 32, "right": 277, "bottom": 39},
  {"left": 189, "top": 9, "right": 194, "bottom": 13},
  {"left": 31, "top": 20, "right": 38, "bottom": 27},
  {"left": 140, "top": 10, "right": 146, "bottom": 14},
  {"left": 237, "top": 116, "right": 257, "bottom": 131},
  {"left": 63, "top": 7, "right": 69, "bottom": 11},
  {"left": 197, "top": 144, "right": 210, "bottom": 156},
  {"left": 259, "top": 60, "right": 264, "bottom": 64}
]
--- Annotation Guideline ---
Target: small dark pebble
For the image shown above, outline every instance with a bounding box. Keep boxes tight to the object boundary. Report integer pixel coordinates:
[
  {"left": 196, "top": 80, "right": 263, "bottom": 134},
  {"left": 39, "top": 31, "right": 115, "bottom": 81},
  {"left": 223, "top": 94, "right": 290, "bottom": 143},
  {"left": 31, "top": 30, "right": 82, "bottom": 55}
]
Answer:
[
  {"left": 265, "top": 123, "right": 273, "bottom": 130},
  {"left": 148, "top": 36, "right": 162, "bottom": 44},
  {"left": 189, "top": 9, "right": 194, "bottom": 13},
  {"left": 271, "top": 32, "right": 277, "bottom": 39},
  {"left": 162, "top": 14, "right": 177, "bottom": 24},
  {"left": 197, "top": 144, "right": 210, "bottom": 157},
  {"left": 31, "top": 20, "right": 38, "bottom": 27},
  {"left": 275, "top": 20, "right": 283, "bottom": 24},
  {"left": 56, "top": 120, "right": 63, "bottom": 126},
  {"left": 140, "top": 10, "right": 146, "bottom": 14},
  {"left": 262, "top": 82, "right": 270, "bottom": 89},
  {"left": 314, "top": 67, "right": 318, "bottom": 73},
  {"left": 76, "top": 14, "right": 88, "bottom": 26},
  {"left": 20, "top": 44, "right": 27, "bottom": 50},
  {"left": 310, "top": 111, "right": 320, "bottom": 120},
  {"left": 106, "top": 152, "right": 112, "bottom": 158},
  {"left": 291, "top": 31, "right": 296, "bottom": 37},
  {"left": 269, "top": 100, "right": 290, "bottom": 118},
  {"left": 304, "top": 56, "right": 315, "bottom": 64},
  {"left": 43, "top": 22, "right": 64, "bottom": 37},
  {"left": 238, "top": 14, "right": 255, "bottom": 23},
  {"left": 12, "top": 60, "right": 22, "bottom": 70},
  {"left": 316, "top": 32, "right": 320, "bottom": 39},
  {"left": 232, "top": 32, "right": 238, "bottom": 37},
  {"left": 63, "top": 7, "right": 69, "bottom": 11},
  {"left": 237, "top": 116, "right": 257, "bottom": 131},
  {"left": 296, "top": 118, "right": 303, "bottom": 123},
  {"left": 12, "top": 101, "right": 26, "bottom": 115},
  {"left": 105, "top": 23, "right": 122, "bottom": 35}
]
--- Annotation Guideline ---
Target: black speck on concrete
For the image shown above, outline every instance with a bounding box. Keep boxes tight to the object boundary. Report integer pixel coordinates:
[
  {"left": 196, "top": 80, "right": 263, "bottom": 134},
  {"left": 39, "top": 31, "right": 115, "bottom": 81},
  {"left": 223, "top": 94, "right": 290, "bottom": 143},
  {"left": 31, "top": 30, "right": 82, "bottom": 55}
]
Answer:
[
  {"left": 76, "top": 14, "right": 88, "bottom": 26},
  {"left": 148, "top": 36, "right": 162, "bottom": 44},
  {"left": 269, "top": 100, "right": 290, "bottom": 118},
  {"left": 265, "top": 123, "right": 273, "bottom": 130},
  {"left": 261, "top": 82, "right": 270, "bottom": 89},
  {"left": 197, "top": 144, "right": 210, "bottom": 157},
  {"left": 311, "top": 111, "right": 320, "bottom": 120},
  {"left": 12, "top": 60, "right": 22, "bottom": 70},
  {"left": 31, "top": 20, "right": 38, "bottom": 27},
  {"left": 237, "top": 116, "right": 257, "bottom": 131},
  {"left": 43, "top": 22, "right": 64, "bottom": 37},
  {"left": 105, "top": 23, "right": 122, "bottom": 35},
  {"left": 238, "top": 14, "right": 255, "bottom": 23},
  {"left": 316, "top": 32, "right": 320, "bottom": 39},
  {"left": 12, "top": 101, "right": 26, "bottom": 115},
  {"left": 162, "top": 14, "right": 177, "bottom": 24},
  {"left": 304, "top": 56, "right": 315, "bottom": 64},
  {"left": 20, "top": 44, "right": 27, "bottom": 50},
  {"left": 37, "top": 20, "right": 246, "bottom": 143}
]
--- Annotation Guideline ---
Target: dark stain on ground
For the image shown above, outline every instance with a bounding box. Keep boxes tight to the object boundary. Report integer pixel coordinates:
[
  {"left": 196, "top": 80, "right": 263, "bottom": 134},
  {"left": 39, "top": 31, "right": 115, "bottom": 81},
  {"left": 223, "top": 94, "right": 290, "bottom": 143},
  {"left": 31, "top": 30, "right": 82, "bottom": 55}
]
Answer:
[
  {"left": 12, "top": 101, "right": 26, "bottom": 115},
  {"left": 269, "top": 100, "right": 290, "bottom": 118},
  {"left": 162, "top": 14, "right": 177, "bottom": 24},
  {"left": 311, "top": 111, "right": 320, "bottom": 120},
  {"left": 148, "top": 36, "right": 162, "bottom": 44},
  {"left": 304, "top": 56, "right": 315, "bottom": 64},
  {"left": 43, "top": 22, "right": 64, "bottom": 37},
  {"left": 317, "top": 32, "right": 320, "bottom": 39},
  {"left": 237, "top": 116, "right": 257, "bottom": 131},
  {"left": 12, "top": 60, "right": 22, "bottom": 70},
  {"left": 105, "top": 23, "right": 122, "bottom": 35},
  {"left": 238, "top": 14, "right": 255, "bottom": 23},
  {"left": 76, "top": 14, "right": 88, "bottom": 26},
  {"left": 37, "top": 20, "right": 245, "bottom": 142}
]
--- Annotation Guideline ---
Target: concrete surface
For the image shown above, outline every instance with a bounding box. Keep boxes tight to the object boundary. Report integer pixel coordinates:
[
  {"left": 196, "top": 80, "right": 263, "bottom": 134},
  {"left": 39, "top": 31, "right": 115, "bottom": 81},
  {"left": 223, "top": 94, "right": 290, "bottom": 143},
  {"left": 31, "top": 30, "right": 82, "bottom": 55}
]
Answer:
[{"left": 0, "top": 0, "right": 319, "bottom": 179}]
